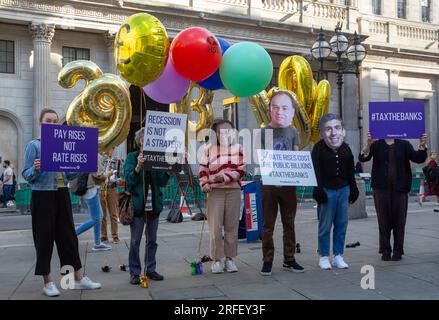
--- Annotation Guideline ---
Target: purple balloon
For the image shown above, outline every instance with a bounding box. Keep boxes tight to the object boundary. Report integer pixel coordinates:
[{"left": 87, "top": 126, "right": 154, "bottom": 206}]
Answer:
[{"left": 143, "top": 57, "right": 190, "bottom": 104}]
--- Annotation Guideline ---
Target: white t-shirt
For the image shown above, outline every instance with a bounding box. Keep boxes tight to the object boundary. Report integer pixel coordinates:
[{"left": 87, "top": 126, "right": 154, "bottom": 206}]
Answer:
[{"left": 3, "top": 167, "right": 13, "bottom": 185}]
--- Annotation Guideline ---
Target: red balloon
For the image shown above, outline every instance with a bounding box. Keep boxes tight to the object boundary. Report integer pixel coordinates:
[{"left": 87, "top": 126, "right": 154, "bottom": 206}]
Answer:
[{"left": 170, "top": 27, "right": 222, "bottom": 82}]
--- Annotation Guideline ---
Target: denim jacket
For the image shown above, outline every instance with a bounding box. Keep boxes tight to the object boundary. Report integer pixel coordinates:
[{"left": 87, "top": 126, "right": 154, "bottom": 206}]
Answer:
[{"left": 22, "top": 139, "right": 69, "bottom": 191}]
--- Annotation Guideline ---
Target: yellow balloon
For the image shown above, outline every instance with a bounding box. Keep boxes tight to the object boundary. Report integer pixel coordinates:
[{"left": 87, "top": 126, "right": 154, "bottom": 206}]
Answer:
[
  {"left": 58, "top": 60, "right": 103, "bottom": 88},
  {"left": 248, "top": 90, "right": 271, "bottom": 128},
  {"left": 59, "top": 61, "right": 132, "bottom": 153},
  {"left": 170, "top": 82, "right": 214, "bottom": 138},
  {"left": 310, "top": 80, "right": 331, "bottom": 143},
  {"left": 278, "top": 56, "right": 296, "bottom": 93},
  {"left": 114, "top": 13, "right": 169, "bottom": 87}
]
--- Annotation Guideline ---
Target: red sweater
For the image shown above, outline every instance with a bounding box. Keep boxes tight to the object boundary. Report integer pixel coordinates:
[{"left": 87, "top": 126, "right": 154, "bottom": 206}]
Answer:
[{"left": 198, "top": 143, "right": 245, "bottom": 189}]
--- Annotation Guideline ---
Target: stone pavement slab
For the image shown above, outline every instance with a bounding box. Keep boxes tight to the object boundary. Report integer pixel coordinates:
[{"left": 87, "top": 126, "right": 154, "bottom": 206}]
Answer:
[{"left": 0, "top": 200, "right": 438, "bottom": 300}]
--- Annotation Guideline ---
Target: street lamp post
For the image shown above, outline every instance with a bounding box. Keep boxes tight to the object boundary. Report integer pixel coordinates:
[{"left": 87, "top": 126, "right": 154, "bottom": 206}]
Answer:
[{"left": 311, "top": 24, "right": 366, "bottom": 118}]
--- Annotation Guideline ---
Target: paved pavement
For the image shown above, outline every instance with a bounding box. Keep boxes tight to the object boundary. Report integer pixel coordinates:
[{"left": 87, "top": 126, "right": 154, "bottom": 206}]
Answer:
[{"left": 0, "top": 197, "right": 438, "bottom": 300}]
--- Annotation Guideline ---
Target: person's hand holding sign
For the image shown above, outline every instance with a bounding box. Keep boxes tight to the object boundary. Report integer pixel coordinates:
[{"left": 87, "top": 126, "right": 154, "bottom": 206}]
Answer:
[
  {"left": 419, "top": 133, "right": 428, "bottom": 150},
  {"left": 361, "top": 132, "right": 375, "bottom": 156},
  {"left": 135, "top": 153, "right": 145, "bottom": 174},
  {"left": 34, "top": 159, "right": 41, "bottom": 172}
]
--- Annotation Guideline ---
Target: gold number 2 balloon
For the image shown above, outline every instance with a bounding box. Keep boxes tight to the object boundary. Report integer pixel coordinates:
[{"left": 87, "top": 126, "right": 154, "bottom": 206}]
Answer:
[
  {"left": 58, "top": 60, "right": 132, "bottom": 153},
  {"left": 170, "top": 82, "right": 214, "bottom": 139}
]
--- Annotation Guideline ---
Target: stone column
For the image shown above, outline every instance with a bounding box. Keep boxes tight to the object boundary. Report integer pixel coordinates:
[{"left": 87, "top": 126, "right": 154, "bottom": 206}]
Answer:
[
  {"left": 29, "top": 23, "right": 55, "bottom": 138},
  {"left": 389, "top": 69, "right": 401, "bottom": 101},
  {"left": 104, "top": 30, "right": 127, "bottom": 160}
]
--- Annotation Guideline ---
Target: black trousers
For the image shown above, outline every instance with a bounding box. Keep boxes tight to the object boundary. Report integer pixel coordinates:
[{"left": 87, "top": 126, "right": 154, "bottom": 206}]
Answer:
[
  {"left": 373, "top": 189, "right": 408, "bottom": 255},
  {"left": 31, "top": 188, "right": 82, "bottom": 276}
]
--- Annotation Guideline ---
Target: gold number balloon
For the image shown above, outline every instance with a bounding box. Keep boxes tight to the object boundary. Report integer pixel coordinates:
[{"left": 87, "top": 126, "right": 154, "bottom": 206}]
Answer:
[
  {"left": 114, "top": 13, "right": 169, "bottom": 87},
  {"left": 310, "top": 80, "right": 331, "bottom": 143},
  {"left": 170, "top": 82, "right": 214, "bottom": 139},
  {"left": 58, "top": 60, "right": 132, "bottom": 153},
  {"left": 278, "top": 55, "right": 314, "bottom": 114},
  {"left": 249, "top": 54, "right": 331, "bottom": 149}
]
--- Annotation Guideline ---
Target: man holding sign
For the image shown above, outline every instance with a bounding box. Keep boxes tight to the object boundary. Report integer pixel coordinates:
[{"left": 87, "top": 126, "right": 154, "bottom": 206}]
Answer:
[
  {"left": 259, "top": 90, "right": 305, "bottom": 276},
  {"left": 311, "top": 114, "right": 359, "bottom": 270}
]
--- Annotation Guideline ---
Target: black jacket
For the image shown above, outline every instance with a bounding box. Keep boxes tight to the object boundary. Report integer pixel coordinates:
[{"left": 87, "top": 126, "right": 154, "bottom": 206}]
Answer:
[
  {"left": 311, "top": 140, "right": 358, "bottom": 204},
  {"left": 359, "top": 139, "right": 427, "bottom": 193}
]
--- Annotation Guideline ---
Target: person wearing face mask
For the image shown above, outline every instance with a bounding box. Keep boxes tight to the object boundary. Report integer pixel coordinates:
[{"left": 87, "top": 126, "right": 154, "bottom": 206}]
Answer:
[
  {"left": 199, "top": 119, "right": 245, "bottom": 274},
  {"left": 259, "top": 90, "right": 304, "bottom": 276},
  {"left": 311, "top": 113, "right": 359, "bottom": 270},
  {"left": 22, "top": 108, "right": 101, "bottom": 297}
]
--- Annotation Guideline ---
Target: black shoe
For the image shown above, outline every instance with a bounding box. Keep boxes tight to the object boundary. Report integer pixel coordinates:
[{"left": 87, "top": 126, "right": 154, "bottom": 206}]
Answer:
[
  {"left": 381, "top": 252, "right": 391, "bottom": 261},
  {"left": 391, "top": 253, "right": 402, "bottom": 261},
  {"left": 283, "top": 260, "right": 305, "bottom": 273},
  {"left": 260, "top": 262, "right": 272, "bottom": 276},
  {"left": 146, "top": 271, "right": 164, "bottom": 281},
  {"left": 130, "top": 274, "right": 140, "bottom": 285}
]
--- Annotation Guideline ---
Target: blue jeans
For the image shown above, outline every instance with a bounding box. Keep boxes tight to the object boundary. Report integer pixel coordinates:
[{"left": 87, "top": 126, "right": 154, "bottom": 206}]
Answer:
[
  {"left": 129, "top": 214, "right": 159, "bottom": 276},
  {"left": 2, "top": 185, "right": 14, "bottom": 205},
  {"left": 317, "top": 185, "right": 350, "bottom": 257},
  {"left": 75, "top": 190, "right": 102, "bottom": 245}
]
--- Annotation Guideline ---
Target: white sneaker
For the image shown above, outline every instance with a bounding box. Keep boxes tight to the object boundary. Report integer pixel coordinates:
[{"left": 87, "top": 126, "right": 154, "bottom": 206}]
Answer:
[
  {"left": 211, "top": 260, "right": 224, "bottom": 274},
  {"left": 43, "top": 282, "right": 60, "bottom": 297},
  {"left": 224, "top": 258, "right": 238, "bottom": 273},
  {"left": 332, "top": 255, "right": 349, "bottom": 269},
  {"left": 73, "top": 276, "right": 101, "bottom": 290},
  {"left": 92, "top": 243, "right": 112, "bottom": 252},
  {"left": 319, "top": 256, "right": 332, "bottom": 270}
]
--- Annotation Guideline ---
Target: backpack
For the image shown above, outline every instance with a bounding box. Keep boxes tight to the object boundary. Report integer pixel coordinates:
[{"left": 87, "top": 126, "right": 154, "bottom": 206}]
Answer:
[{"left": 71, "top": 173, "right": 89, "bottom": 196}]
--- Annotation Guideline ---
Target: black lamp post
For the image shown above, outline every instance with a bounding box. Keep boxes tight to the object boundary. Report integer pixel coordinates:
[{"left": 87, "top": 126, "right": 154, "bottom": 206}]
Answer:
[{"left": 311, "top": 24, "right": 366, "bottom": 118}]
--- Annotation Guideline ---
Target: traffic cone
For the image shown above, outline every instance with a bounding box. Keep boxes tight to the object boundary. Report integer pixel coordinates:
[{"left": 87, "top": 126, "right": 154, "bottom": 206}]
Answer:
[{"left": 180, "top": 192, "right": 191, "bottom": 220}]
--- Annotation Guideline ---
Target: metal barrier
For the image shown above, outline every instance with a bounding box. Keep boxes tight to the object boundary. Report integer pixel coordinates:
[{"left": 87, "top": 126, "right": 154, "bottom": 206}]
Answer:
[{"left": 15, "top": 172, "right": 424, "bottom": 214}]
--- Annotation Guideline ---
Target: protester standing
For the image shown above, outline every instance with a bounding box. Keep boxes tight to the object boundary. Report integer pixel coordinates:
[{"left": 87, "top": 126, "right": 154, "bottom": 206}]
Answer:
[
  {"left": 22, "top": 108, "right": 101, "bottom": 297},
  {"left": 359, "top": 132, "right": 428, "bottom": 261}
]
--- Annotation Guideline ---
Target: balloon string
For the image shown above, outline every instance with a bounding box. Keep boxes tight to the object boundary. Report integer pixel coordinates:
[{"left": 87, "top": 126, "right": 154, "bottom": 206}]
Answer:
[{"left": 140, "top": 86, "right": 146, "bottom": 235}]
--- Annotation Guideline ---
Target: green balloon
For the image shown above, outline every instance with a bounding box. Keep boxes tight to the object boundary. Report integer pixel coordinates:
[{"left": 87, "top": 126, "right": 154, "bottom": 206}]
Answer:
[{"left": 219, "top": 42, "right": 273, "bottom": 97}]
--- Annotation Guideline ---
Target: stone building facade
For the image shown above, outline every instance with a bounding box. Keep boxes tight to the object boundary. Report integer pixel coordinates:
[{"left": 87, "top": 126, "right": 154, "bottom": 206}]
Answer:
[{"left": 0, "top": 0, "right": 438, "bottom": 179}]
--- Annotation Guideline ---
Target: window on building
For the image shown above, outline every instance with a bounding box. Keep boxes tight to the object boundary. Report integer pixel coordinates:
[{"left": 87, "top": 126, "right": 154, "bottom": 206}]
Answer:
[
  {"left": 421, "top": 0, "right": 430, "bottom": 22},
  {"left": 330, "top": 0, "right": 348, "bottom": 5},
  {"left": 0, "top": 40, "right": 14, "bottom": 74},
  {"left": 372, "top": 0, "right": 381, "bottom": 14},
  {"left": 397, "top": 0, "right": 406, "bottom": 19},
  {"left": 62, "top": 46, "right": 90, "bottom": 66}
]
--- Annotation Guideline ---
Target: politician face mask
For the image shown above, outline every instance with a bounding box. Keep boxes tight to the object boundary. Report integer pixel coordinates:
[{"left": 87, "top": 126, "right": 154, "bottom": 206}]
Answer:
[
  {"left": 321, "top": 119, "right": 346, "bottom": 150},
  {"left": 270, "top": 94, "right": 295, "bottom": 128}
]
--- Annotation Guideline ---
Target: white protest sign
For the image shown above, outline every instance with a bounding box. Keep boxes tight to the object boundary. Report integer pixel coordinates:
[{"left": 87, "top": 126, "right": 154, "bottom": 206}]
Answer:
[
  {"left": 143, "top": 110, "right": 187, "bottom": 171},
  {"left": 257, "top": 149, "right": 317, "bottom": 186}
]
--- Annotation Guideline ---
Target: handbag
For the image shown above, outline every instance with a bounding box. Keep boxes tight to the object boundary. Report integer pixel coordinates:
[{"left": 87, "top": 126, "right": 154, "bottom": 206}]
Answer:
[
  {"left": 118, "top": 191, "right": 134, "bottom": 225},
  {"left": 71, "top": 173, "right": 89, "bottom": 196}
]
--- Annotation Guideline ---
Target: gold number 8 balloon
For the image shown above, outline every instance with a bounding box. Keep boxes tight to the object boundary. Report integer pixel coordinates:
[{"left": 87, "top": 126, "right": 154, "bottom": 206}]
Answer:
[{"left": 58, "top": 60, "right": 132, "bottom": 153}]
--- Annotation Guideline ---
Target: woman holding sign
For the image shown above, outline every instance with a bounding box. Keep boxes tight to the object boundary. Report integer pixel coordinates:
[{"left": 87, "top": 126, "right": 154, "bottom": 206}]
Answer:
[
  {"left": 22, "top": 108, "right": 101, "bottom": 297},
  {"left": 199, "top": 119, "right": 245, "bottom": 274},
  {"left": 359, "top": 132, "right": 428, "bottom": 261},
  {"left": 124, "top": 128, "right": 170, "bottom": 285}
]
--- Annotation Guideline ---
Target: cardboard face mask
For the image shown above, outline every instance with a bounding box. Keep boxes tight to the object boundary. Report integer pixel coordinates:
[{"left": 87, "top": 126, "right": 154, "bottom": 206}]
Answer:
[
  {"left": 321, "top": 119, "right": 346, "bottom": 149},
  {"left": 270, "top": 94, "right": 295, "bottom": 128}
]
